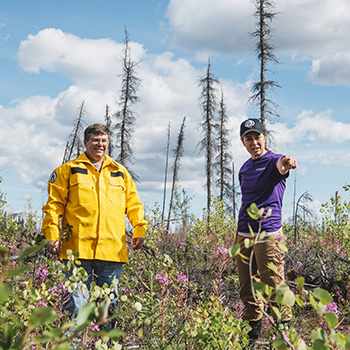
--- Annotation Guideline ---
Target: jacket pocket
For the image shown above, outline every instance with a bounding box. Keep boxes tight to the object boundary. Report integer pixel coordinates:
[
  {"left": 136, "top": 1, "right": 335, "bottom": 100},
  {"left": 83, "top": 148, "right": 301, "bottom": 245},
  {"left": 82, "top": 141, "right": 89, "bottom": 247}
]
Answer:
[
  {"left": 108, "top": 177, "right": 126, "bottom": 207},
  {"left": 69, "top": 173, "right": 95, "bottom": 205}
]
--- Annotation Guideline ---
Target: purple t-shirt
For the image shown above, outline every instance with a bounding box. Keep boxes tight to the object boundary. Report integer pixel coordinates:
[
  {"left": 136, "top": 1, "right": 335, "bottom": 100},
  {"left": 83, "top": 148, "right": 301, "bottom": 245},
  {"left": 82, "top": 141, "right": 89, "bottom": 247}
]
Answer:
[{"left": 237, "top": 150, "right": 288, "bottom": 234}]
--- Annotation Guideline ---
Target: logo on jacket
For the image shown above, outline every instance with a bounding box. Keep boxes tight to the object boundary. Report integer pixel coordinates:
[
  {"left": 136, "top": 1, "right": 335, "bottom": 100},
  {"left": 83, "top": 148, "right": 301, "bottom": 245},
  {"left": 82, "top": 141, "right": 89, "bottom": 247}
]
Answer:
[{"left": 48, "top": 171, "right": 57, "bottom": 183}]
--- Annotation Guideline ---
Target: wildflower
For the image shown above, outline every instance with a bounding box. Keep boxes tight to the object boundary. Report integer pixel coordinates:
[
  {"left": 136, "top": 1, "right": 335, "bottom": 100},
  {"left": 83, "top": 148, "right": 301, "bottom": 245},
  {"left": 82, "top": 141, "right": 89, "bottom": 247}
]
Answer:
[
  {"left": 325, "top": 302, "right": 338, "bottom": 315},
  {"left": 35, "top": 267, "right": 48, "bottom": 277},
  {"left": 177, "top": 274, "right": 188, "bottom": 284},
  {"left": 48, "top": 286, "right": 58, "bottom": 295},
  {"left": 122, "top": 287, "right": 131, "bottom": 294},
  {"left": 87, "top": 322, "right": 100, "bottom": 332},
  {"left": 275, "top": 234, "right": 282, "bottom": 242},
  {"left": 60, "top": 281, "right": 67, "bottom": 293},
  {"left": 37, "top": 301, "right": 47, "bottom": 308},
  {"left": 295, "top": 261, "right": 303, "bottom": 272},
  {"left": 217, "top": 247, "right": 229, "bottom": 255},
  {"left": 30, "top": 343, "right": 38, "bottom": 350},
  {"left": 155, "top": 274, "right": 169, "bottom": 283}
]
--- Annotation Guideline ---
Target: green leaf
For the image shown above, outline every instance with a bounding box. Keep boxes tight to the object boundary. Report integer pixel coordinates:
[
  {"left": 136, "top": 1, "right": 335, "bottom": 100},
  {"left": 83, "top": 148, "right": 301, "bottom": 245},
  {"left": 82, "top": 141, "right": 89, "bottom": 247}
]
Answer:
[
  {"left": 259, "top": 231, "right": 266, "bottom": 241},
  {"left": 313, "top": 288, "right": 333, "bottom": 305},
  {"left": 283, "top": 290, "right": 295, "bottom": 307},
  {"left": 272, "top": 306, "right": 281, "bottom": 320},
  {"left": 247, "top": 203, "right": 264, "bottom": 220},
  {"left": 229, "top": 244, "right": 240, "bottom": 258},
  {"left": 297, "top": 276, "right": 305, "bottom": 290},
  {"left": 311, "top": 328, "right": 327, "bottom": 343},
  {"left": 30, "top": 307, "right": 57, "bottom": 326},
  {"left": 313, "top": 339, "right": 329, "bottom": 350},
  {"left": 309, "top": 294, "right": 317, "bottom": 310},
  {"left": 4, "top": 324, "right": 15, "bottom": 349},
  {"left": 336, "top": 331, "right": 346, "bottom": 346},
  {"left": 5, "top": 264, "right": 32, "bottom": 279},
  {"left": 264, "top": 208, "right": 272, "bottom": 219},
  {"left": 18, "top": 241, "right": 47, "bottom": 262},
  {"left": 0, "top": 283, "right": 10, "bottom": 302},
  {"left": 55, "top": 343, "right": 71, "bottom": 350},
  {"left": 295, "top": 295, "right": 304, "bottom": 307},
  {"left": 345, "top": 333, "right": 350, "bottom": 348},
  {"left": 317, "top": 302, "right": 326, "bottom": 316},
  {"left": 253, "top": 282, "right": 266, "bottom": 294},
  {"left": 325, "top": 312, "right": 338, "bottom": 329},
  {"left": 75, "top": 302, "right": 97, "bottom": 332},
  {"left": 244, "top": 238, "right": 253, "bottom": 249},
  {"left": 272, "top": 338, "right": 289, "bottom": 349},
  {"left": 267, "top": 262, "right": 278, "bottom": 274}
]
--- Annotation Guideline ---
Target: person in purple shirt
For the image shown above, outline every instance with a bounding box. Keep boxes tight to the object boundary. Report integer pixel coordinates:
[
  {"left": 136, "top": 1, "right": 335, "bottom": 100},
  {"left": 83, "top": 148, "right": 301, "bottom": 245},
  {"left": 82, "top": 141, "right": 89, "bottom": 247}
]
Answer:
[{"left": 236, "top": 118, "right": 297, "bottom": 348}]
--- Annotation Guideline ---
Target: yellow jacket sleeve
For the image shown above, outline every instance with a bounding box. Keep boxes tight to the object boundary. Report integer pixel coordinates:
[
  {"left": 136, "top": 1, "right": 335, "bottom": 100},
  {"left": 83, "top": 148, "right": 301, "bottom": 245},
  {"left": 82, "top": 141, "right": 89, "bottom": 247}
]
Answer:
[
  {"left": 124, "top": 169, "right": 147, "bottom": 239},
  {"left": 41, "top": 165, "right": 69, "bottom": 241}
]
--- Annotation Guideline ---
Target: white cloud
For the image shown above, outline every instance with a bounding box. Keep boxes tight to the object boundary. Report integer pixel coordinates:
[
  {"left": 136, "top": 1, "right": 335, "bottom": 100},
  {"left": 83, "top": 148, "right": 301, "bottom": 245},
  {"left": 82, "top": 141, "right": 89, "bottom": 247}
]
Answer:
[
  {"left": 165, "top": 0, "right": 350, "bottom": 85},
  {"left": 270, "top": 110, "right": 350, "bottom": 146},
  {"left": 17, "top": 28, "right": 145, "bottom": 89},
  {"left": 0, "top": 28, "right": 250, "bottom": 201},
  {"left": 166, "top": 0, "right": 255, "bottom": 55},
  {"left": 308, "top": 53, "right": 350, "bottom": 86}
]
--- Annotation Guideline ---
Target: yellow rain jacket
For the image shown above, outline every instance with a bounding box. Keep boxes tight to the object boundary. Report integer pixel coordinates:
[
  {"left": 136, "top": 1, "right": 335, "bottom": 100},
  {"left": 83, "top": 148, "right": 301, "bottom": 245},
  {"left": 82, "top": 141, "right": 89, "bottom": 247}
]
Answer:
[{"left": 41, "top": 152, "right": 147, "bottom": 263}]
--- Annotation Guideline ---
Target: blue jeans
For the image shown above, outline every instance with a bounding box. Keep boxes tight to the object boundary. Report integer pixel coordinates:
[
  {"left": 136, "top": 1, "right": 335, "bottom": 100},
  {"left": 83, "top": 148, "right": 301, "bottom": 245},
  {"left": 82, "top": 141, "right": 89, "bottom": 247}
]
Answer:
[{"left": 63, "top": 259, "right": 123, "bottom": 317}]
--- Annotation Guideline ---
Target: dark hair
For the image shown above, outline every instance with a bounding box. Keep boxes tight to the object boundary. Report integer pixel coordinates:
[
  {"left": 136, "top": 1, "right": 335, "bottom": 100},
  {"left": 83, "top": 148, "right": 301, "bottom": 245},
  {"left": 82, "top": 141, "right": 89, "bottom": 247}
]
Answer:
[{"left": 84, "top": 123, "right": 110, "bottom": 141}]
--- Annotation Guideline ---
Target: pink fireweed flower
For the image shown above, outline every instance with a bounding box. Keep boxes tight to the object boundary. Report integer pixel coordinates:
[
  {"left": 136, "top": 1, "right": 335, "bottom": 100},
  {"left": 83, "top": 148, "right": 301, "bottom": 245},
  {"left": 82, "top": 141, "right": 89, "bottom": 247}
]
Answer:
[
  {"left": 155, "top": 274, "right": 170, "bottom": 283},
  {"left": 177, "top": 274, "right": 188, "bottom": 284},
  {"left": 37, "top": 301, "right": 47, "bottom": 308},
  {"left": 35, "top": 267, "right": 48, "bottom": 277},
  {"left": 87, "top": 322, "right": 100, "bottom": 332},
  {"left": 275, "top": 234, "right": 282, "bottom": 242},
  {"left": 48, "top": 286, "right": 58, "bottom": 295},
  {"left": 325, "top": 302, "right": 338, "bottom": 315},
  {"left": 217, "top": 247, "right": 229, "bottom": 255},
  {"left": 60, "top": 282, "right": 67, "bottom": 293}
]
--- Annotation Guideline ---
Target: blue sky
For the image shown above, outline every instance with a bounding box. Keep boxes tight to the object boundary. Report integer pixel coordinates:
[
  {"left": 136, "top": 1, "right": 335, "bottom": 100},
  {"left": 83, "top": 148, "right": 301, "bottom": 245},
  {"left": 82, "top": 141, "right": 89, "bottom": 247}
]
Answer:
[{"left": 1, "top": 0, "right": 350, "bottom": 222}]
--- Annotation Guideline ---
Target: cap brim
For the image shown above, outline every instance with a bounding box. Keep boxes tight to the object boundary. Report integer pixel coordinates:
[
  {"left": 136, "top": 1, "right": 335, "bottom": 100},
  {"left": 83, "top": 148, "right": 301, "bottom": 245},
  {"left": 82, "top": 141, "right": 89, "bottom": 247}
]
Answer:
[{"left": 240, "top": 128, "right": 264, "bottom": 138}]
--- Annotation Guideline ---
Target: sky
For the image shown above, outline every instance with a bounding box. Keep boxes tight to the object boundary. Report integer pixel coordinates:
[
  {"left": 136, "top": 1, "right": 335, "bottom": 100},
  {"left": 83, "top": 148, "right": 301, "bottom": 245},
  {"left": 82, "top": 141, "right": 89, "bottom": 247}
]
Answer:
[{"left": 1, "top": 0, "right": 350, "bottom": 224}]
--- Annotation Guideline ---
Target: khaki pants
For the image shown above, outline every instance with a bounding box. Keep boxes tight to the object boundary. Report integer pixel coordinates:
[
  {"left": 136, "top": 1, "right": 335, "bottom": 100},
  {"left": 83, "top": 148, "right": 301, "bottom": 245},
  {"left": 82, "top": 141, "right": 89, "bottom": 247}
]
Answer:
[{"left": 236, "top": 231, "right": 292, "bottom": 322}]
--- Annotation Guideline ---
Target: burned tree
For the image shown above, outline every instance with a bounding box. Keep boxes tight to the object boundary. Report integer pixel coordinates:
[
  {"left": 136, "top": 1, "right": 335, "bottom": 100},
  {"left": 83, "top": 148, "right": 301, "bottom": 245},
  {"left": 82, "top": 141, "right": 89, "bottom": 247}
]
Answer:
[
  {"left": 167, "top": 117, "right": 186, "bottom": 232},
  {"left": 249, "top": 0, "right": 280, "bottom": 129},
  {"left": 114, "top": 26, "right": 140, "bottom": 174},
  {"left": 104, "top": 105, "right": 113, "bottom": 157},
  {"left": 214, "top": 89, "right": 233, "bottom": 212},
  {"left": 198, "top": 59, "right": 219, "bottom": 212},
  {"left": 161, "top": 123, "right": 171, "bottom": 223},
  {"left": 62, "top": 101, "right": 86, "bottom": 164}
]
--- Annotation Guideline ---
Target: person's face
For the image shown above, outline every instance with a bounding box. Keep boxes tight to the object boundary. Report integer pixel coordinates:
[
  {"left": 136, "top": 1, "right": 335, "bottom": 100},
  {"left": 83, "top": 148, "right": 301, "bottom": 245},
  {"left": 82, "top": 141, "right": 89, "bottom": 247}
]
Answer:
[
  {"left": 241, "top": 131, "right": 266, "bottom": 159},
  {"left": 84, "top": 133, "right": 109, "bottom": 162}
]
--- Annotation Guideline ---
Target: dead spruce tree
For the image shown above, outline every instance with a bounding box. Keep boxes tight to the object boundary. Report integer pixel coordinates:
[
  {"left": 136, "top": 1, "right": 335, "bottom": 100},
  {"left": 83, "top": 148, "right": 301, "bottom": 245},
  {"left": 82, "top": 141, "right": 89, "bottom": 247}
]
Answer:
[
  {"left": 62, "top": 100, "right": 86, "bottom": 164},
  {"left": 161, "top": 123, "right": 171, "bottom": 223},
  {"left": 198, "top": 59, "right": 219, "bottom": 213},
  {"left": 114, "top": 27, "right": 140, "bottom": 178},
  {"left": 104, "top": 105, "right": 113, "bottom": 157},
  {"left": 214, "top": 89, "right": 233, "bottom": 213},
  {"left": 249, "top": 0, "right": 280, "bottom": 129},
  {"left": 167, "top": 117, "right": 186, "bottom": 232}
]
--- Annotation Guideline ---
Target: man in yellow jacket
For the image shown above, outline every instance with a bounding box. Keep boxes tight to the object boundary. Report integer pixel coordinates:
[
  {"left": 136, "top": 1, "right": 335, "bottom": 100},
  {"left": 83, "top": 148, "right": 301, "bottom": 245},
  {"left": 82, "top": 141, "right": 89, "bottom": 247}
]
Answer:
[{"left": 41, "top": 123, "right": 147, "bottom": 316}]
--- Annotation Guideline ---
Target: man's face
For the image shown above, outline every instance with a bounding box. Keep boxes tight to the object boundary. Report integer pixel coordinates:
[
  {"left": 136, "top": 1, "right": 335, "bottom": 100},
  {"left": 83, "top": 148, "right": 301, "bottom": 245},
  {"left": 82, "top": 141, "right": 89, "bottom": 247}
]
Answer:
[{"left": 84, "top": 133, "right": 109, "bottom": 162}]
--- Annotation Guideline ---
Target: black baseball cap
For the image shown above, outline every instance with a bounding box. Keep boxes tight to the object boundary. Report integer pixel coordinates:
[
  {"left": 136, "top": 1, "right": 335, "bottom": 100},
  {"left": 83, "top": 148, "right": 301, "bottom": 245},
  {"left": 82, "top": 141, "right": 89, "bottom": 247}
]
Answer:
[{"left": 240, "top": 118, "right": 265, "bottom": 138}]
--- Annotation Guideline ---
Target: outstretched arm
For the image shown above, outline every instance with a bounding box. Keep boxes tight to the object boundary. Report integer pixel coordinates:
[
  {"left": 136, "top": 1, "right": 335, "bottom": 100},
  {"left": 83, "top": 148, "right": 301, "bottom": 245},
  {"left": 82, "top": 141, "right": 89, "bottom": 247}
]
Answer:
[{"left": 277, "top": 156, "right": 297, "bottom": 175}]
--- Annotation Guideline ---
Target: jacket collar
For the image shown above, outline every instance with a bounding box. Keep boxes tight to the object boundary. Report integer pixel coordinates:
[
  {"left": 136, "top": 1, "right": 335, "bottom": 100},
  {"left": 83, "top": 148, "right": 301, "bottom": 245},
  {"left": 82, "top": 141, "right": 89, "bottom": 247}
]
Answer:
[{"left": 76, "top": 152, "right": 120, "bottom": 170}]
